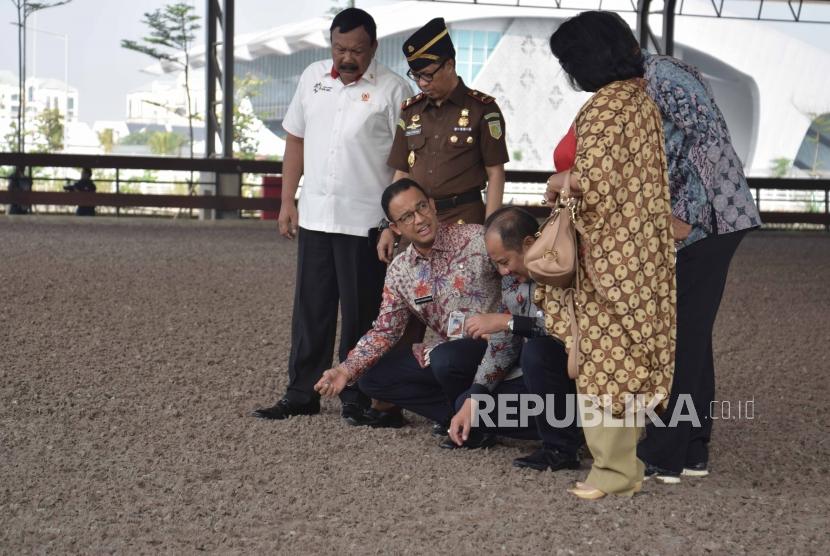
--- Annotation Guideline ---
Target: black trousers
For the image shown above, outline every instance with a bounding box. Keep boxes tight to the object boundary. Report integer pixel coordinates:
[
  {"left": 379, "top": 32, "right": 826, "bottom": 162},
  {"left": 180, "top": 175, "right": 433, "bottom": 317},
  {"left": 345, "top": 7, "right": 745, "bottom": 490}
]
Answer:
[
  {"left": 285, "top": 227, "right": 385, "bottom": 406},
  {"left": 360, "top": 338, "right": 538, "bottom": 440},
  {"left": 638, "top": 229, "right": 748, "bottom": 472},
  {"left": 520, "top": 336, "right": 582, "bottom": 456}
]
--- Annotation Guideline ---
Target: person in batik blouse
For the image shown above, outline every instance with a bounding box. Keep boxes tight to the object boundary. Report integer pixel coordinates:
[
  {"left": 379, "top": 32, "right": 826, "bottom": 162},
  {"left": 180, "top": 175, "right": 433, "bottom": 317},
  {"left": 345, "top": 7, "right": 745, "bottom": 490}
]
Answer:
[
  {"left": 448, "top": 207, "right": 582, "bottom": 468},
  {"left": 637, "top": 49, "right": 760, "bottom": 484},
  {"left": 315, "top": 179, "right": 537, "bottom": 448},
  {"left": 548, "top": 11, "right": 677, "bottom": 499}
]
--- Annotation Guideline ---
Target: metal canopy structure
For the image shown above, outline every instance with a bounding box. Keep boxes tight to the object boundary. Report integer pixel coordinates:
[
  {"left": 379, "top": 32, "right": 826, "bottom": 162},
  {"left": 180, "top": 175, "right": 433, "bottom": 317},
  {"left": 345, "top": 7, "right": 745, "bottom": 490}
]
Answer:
[
  {"left": 424, "top": 0, "right": 829, "bottom": 56},
  {"left": 205, "top": 0, "right": 235, "bottom": 159},
  {"left": 639, "top": 0, "right": 680, "bottom": 55},
  {"left": 637, "top": 0, "right": 830, "bottom": 55},
  {"left": 202, "top": 0, "right": 827, "bottom": 153}
]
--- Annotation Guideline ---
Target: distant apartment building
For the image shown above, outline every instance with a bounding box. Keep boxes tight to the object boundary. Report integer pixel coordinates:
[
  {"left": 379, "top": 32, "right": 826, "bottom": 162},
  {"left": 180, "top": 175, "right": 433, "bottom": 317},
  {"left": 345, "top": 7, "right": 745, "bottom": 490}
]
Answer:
[
  {"left": 126, "top": 71, "right": 204, "bottom": 126},
  {"left": 0, "top": 70, "right": 79, "bottom": 123}
]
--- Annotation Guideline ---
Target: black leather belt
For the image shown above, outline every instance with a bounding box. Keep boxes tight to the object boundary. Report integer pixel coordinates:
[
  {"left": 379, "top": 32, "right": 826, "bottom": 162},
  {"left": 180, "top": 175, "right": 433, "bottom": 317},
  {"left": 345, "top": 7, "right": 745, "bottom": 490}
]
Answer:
[{"left": 434, "top": 189, "right": 483, "bottom": 212}]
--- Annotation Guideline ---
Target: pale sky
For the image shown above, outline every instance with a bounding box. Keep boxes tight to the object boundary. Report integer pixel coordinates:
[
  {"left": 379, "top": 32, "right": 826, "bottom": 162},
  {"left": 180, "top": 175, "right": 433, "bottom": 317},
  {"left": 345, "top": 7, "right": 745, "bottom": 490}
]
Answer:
[
  {"left": 0, "top": 0, "right": 395, "bottom": 122},
  {"left": 0, "top": 0, "right": 826, "bottom": 124}
]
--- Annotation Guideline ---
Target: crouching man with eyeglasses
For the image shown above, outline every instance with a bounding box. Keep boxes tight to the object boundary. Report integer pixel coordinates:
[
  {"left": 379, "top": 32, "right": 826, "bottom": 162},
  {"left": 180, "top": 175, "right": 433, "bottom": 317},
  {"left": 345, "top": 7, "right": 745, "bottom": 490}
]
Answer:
[{"left": 315, "top": 179, "right": 536, "bottom": 448}]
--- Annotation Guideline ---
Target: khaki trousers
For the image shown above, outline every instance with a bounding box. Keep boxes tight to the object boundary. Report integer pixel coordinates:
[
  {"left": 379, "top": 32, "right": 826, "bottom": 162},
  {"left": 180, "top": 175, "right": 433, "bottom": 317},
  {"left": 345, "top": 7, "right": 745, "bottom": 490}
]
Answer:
[{"left": 580, "top": 404, "right": 644, "bottom": 496}]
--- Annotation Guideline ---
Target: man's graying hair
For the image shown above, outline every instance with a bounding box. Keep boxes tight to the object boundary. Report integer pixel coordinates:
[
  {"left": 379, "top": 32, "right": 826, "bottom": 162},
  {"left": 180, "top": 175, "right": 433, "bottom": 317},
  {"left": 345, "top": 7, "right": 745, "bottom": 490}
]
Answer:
[{"left": 484, "top": 207, "right": 539, "bottom": 252}]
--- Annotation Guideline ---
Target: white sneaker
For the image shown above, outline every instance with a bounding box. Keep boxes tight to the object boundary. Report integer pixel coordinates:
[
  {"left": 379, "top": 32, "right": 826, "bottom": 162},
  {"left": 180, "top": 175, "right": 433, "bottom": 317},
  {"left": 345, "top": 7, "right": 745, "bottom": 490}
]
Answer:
[
  {"left": 644, "top": 464, "right": 681, "bottom": 484},
  {"left": 681, "top": 464, "right": 709, "bottom": 477}
]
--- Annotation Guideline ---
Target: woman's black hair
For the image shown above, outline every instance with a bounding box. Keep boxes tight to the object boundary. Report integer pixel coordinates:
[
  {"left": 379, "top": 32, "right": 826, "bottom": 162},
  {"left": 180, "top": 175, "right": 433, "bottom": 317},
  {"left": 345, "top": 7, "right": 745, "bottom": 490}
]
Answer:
[{"left": 549, "top": 11, "right": 644, "bottom": 92}]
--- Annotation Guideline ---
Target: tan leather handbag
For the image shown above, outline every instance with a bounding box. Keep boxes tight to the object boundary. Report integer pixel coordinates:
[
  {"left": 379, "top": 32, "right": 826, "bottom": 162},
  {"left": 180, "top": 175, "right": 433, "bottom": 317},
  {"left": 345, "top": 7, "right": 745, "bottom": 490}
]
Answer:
[
  {"left": 524, "top": 188, "right": 578, "bottom": 288},
  {"left": 525, "top": 185, "right": 581, "bottom": 379}
]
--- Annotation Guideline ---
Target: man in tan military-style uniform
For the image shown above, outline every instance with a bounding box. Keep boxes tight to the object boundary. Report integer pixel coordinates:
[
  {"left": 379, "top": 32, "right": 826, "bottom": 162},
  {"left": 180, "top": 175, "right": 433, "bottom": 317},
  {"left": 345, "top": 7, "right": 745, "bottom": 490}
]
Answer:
[
  {"left": 378, "top": 17, "right": 509, "bottom": 262},
  {"left": 367, "top": 18, "right": 509, "bottom": 432}
]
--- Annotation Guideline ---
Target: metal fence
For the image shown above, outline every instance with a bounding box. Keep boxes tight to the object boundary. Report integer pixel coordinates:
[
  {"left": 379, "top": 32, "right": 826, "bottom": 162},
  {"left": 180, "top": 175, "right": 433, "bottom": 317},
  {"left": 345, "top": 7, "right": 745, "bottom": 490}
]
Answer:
[{"left": 1, "top": 153, "right": 828, "bottom": 229}]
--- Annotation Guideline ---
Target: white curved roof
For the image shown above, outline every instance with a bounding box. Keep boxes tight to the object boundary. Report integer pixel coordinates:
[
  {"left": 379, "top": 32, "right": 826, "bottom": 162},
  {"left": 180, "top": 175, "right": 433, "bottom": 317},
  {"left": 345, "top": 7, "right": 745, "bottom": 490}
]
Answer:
[
  {"left": 161, "top": 0, "right": 829, "bottom": 174},
  {"left": 182, "top": 1, "right": 589, "bottom": 67}
]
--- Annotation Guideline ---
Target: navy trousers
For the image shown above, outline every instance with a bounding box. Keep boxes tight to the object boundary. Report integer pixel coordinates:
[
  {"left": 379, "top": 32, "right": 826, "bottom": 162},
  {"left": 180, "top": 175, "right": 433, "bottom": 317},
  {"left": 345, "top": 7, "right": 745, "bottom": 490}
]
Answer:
[
  {"left": 637, "top": 229, "right": 748, "bottom": 472},
  {"left": 359, "top": 337, "right": 539, "bottom": 440},
  {"left": 358, "top": 338, "right": 487, "bottom": 423},
  {"left": 520, "top": 336, "right": 582, "bottom": 456}
]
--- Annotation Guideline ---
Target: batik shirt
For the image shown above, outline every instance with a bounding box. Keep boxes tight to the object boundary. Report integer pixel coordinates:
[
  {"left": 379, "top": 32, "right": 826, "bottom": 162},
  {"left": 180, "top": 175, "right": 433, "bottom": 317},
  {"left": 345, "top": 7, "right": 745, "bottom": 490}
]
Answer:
[
  {"left": 541, "top": 79, "right": 676, "bottom": 415},
  {"left": 643, "top": 52, "right": 761, "bottom": 249},
  {"left": 468, "top": 275, "right": 547, "bottom": 396},
  {"left": 341, "top": 224, "right": 504, "bottom": 387}
]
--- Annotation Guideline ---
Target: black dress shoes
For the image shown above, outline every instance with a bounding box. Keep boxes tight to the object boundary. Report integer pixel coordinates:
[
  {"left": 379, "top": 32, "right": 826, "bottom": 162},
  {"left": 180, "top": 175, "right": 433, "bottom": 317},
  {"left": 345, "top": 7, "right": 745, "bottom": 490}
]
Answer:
[
  {"left": 363, "top": 408, "right": 406, "bottom": 428},
  {"left": 512, "top": 447, "right": 580, "bottom": 471},
  {"left": 439, "top": 431, "right": 497, "bottom": 450},
  {"left": 251, "top": 398, "right": 320, "bottom": 420},
  {"left": 431, "top": 420, "right": 450, "bottom": 437},
  {"left": 341, "top": 403, "right": 378, "bottom": 426}
]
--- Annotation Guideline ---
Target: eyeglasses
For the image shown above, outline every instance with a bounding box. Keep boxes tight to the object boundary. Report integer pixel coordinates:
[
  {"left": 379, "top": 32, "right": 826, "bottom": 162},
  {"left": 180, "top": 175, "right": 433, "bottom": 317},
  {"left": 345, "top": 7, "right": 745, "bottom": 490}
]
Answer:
[
  {"left": 406, "top": 59, "right": 447, "bottom": 83},
  {"left": 394, "top": 200, "right": 432, "bottom": 225}
]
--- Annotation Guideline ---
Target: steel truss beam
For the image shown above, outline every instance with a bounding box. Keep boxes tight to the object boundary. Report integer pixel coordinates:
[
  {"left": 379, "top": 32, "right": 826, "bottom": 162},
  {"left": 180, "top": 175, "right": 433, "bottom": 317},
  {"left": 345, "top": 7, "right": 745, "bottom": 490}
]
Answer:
[{"left": 205, "top": 0, "right": 235, "bottom": 158}]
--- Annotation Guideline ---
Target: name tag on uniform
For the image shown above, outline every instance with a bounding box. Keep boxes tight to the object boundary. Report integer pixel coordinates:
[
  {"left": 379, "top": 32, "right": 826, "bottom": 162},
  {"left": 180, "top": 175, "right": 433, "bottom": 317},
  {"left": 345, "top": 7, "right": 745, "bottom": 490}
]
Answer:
[
  {"left": 405, "top": 128, "right": 422, "bottom": 136},
  {"left": 453, "top": 127, "right": 472, "bottom": 132},
  {"left": 415, "top": 295, "right": 433, "bottom": 305}
]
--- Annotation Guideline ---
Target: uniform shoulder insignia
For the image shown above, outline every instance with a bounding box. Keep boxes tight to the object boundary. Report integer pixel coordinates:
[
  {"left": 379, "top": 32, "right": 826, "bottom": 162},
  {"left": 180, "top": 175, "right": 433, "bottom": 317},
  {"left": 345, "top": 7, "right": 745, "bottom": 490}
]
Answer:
[
  {"left": 467, "top": 89, "right": 495, "bottom": 104},
  {"left": 401, "top": 92, "right": 426, "bottom": 110}
]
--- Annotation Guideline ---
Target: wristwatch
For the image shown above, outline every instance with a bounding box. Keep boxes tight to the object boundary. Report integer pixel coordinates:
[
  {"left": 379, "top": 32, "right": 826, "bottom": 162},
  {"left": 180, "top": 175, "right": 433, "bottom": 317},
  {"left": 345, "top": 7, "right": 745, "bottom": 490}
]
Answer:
[{"left": 507, "top": 318, "right": 514, "bottom": 333}]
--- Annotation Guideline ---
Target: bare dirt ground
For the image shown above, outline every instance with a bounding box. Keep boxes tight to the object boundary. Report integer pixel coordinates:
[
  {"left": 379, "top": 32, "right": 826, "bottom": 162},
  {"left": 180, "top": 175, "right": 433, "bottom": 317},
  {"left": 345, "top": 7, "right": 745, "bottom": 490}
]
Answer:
[{"left": 1, "top": 216, "right": 828, "bottom": 554}]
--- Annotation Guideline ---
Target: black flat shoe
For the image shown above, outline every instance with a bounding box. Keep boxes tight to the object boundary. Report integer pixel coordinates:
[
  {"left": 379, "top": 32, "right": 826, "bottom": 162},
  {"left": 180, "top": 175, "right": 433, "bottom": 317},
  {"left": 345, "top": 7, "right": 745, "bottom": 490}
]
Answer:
[
  {"left": 341, "top": 403, "right": 377, "bottom": 427},
  {"left": 439, "top": 431, "right": 497, "bottom": 450},
  {"left": 512, "top": 448, "right": 580, "bottom": 471},
  {"left": 251, "top": 398, "right": 320, "bottom": 420}
]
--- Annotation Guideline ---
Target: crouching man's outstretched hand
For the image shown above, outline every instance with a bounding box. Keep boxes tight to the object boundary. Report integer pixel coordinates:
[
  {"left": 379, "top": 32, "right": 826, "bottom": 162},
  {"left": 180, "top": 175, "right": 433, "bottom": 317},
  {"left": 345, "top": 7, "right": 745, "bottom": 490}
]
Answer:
[
  {"left": 314, "top": 366, "right": 350, "bottom": 398},
  {"left": 448, "top": 398, "right": 474, "bottom": 446}
]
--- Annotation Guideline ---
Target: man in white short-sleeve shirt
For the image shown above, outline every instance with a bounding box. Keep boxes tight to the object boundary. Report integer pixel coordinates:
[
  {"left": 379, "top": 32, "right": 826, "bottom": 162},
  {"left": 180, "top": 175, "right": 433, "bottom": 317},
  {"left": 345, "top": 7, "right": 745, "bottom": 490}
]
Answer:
[{"left": 253, "top": 8, "right": 411, "bottom": 424}]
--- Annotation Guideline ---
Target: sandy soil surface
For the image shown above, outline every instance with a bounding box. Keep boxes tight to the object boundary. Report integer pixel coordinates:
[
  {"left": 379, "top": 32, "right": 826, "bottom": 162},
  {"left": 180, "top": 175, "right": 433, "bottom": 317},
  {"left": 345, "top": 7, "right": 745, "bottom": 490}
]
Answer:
[{"left": 1, "top": 216, "right": 828, "bottom": 554}]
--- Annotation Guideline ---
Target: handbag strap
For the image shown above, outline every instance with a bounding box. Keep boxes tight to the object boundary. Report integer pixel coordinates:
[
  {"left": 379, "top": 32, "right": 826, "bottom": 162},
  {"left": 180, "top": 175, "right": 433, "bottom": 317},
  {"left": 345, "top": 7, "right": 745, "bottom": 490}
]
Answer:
[
  {"left": 562, "top": 242, "right": 580, "bottom": 380},
  {"left": 560, "top": 177, "right": 581, "bottom": 380}
]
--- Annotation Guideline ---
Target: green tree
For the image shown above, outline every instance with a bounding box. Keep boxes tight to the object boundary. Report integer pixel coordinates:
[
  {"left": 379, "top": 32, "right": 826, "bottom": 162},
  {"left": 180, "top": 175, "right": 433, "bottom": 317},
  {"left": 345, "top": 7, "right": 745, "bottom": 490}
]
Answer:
[
  {"left": 3, "top": 121, "right": 26, "bottom": 151},
  {"left": 9, "top": 0, "right": 72, "bottom": 153},
  {"left": 33, "top": 107, "right": 64, "bottom": 152},
  {"left": 119, "top": 130, "right": 153, "bottom": 145},
  {"left": 97, "top": 128, "right": 115, "bottom": 154},
  {"left": 233, "top": 74, "right": 266, "bottom": 159},
  {"left": 769, "top": 157, "right": 792, "bottom": 178},
  {"left": 148, "top": 131, "right": 186, "bottom": 156},
  {"left": 327, "top": 0, "right": 355, "bottom": 16},
  {"left": 121, "top": 3, "right": 200, "bottom": 159}
]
